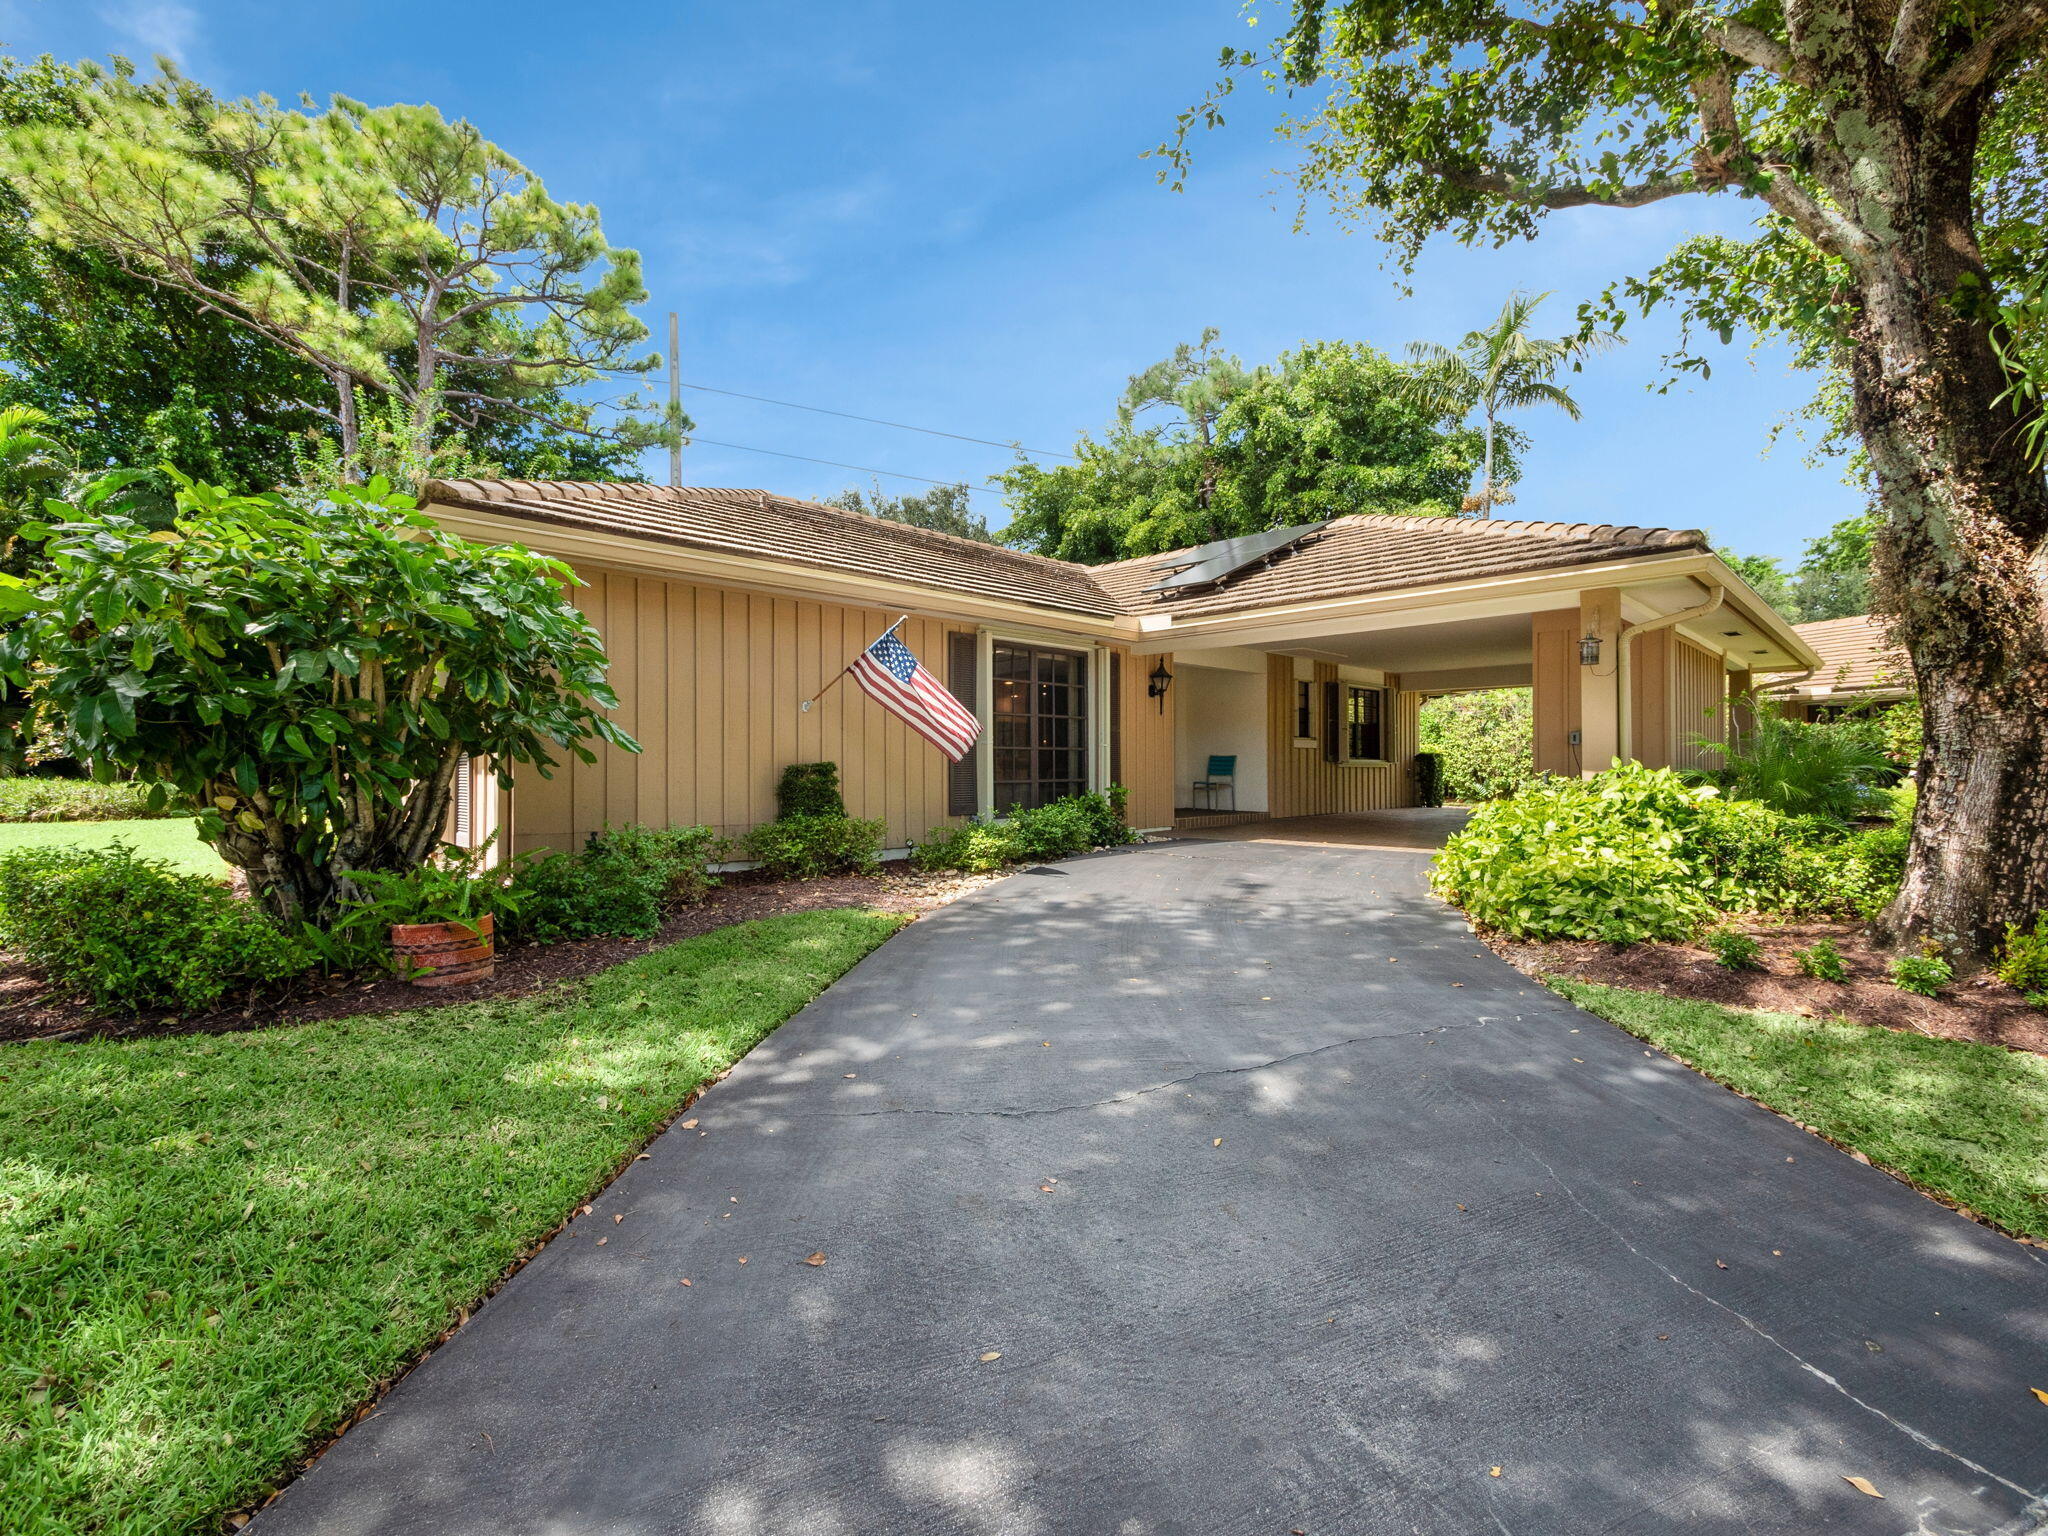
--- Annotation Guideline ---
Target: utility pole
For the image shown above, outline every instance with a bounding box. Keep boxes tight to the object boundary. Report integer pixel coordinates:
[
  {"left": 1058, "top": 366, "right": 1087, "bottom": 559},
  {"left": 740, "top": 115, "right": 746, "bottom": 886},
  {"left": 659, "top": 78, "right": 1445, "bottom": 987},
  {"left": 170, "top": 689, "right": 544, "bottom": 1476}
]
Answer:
[{"left": 668, "top": 311, "right": 683, "bottom": 489}]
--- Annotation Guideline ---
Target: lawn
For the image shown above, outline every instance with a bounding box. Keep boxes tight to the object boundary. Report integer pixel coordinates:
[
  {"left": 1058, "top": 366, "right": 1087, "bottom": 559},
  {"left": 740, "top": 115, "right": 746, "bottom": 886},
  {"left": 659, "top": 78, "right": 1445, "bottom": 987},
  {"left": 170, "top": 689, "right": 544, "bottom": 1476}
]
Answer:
[
  {"left": 0, "top": 817, "right": 226, "bottom": 877},
  {"left": 1552, "top": 979, "right": 2048, "bottom": 1244},
  {"left": 0, "top": 908, "right": 906, "bottom": 1536}
]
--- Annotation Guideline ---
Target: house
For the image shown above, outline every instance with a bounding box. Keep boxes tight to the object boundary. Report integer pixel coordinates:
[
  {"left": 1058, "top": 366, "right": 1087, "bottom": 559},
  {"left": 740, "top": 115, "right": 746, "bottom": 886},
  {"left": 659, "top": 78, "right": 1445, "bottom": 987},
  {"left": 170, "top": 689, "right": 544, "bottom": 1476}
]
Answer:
[
  {"left": 422, "top": 480, "right": 1821, "bottom": 856},
  {"left": 1772, "top": 614, "right": 1912, "bottom": 720}
]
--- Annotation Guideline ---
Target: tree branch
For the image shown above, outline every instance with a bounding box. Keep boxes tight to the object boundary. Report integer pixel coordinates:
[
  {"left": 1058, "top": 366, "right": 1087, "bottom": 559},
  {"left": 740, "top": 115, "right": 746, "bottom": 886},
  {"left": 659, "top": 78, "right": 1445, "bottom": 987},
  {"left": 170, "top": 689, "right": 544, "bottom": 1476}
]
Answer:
[
  {"left": 1884, "top": 0, "right": 1940, "bottom": 79},
  {"left": 1927, "top": 0, "right": 2048, "bottom": 117},
  {"left": 1700, "top": 20, "right": 1811, "bottom": 86},
  {"left": 1420, "top": 161, "right": 1696, "bottom": 210}
]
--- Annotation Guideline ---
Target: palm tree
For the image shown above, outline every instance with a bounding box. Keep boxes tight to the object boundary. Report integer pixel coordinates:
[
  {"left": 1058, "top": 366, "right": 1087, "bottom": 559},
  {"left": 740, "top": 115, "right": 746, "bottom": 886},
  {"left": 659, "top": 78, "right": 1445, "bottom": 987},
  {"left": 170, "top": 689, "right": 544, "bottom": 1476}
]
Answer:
[{"left": 1403, "top": 292, "right": 1616, "bottom": 517}]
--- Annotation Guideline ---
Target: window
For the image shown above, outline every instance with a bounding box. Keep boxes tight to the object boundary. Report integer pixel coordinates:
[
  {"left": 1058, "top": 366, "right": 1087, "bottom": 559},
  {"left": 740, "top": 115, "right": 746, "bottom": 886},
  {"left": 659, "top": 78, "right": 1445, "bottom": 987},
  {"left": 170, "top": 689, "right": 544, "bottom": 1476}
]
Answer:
[
  {"left": 1345, "top": 686, "right": 1384, "bottom": 762},
  {"left": 1295, "top": 680, "right": 1314, "bottom": 740},
  {"left": 992, "top": 642, "right": 1089, "bottom": 809}
]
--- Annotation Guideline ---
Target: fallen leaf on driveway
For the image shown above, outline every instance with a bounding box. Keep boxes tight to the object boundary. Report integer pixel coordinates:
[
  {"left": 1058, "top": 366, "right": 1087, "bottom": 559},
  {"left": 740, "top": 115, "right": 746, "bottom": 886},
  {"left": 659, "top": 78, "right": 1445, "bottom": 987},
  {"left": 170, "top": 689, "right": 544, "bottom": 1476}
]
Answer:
[
  {"left": 978, "top": 1351, "right": 1001, "bottom": 1362},
  {"left": 1213, "top": 1138, "right": 1223, "bottom": 1147},
  {"left": 1456, "top": 1204, "right": 1468, "bottom": 1212},
  {"left": 844, "top": 1073, "right": 857, "bottom": 1078},
  {"left": 803, "top": 1252, "right": 826, "bottom": 1266},
  {"left": 613, "top": 1214, "right": 624, "bottom": 1224},
  {"left": 1842, "top": 1476, "right": 1883, "bottom": 1499},
  {"left": 681, "top": 1119, "right": 698, "bottom": 1129},
  {"left": 596, "top": 1238, "right": 607, "bottom": 1246},
  {"left": 2032, "top": 1388, "right": 2048, "bottom": 1406},
  {"left": 634, "top": 1153, "right": 651, "bottom": 1161},
  {"left": 1039, "top": 1185, "right": 1055, "bottom": 1193},
  {"left": 1715, "top": 1260, "right": 1729, "bottom": 1270},
  {"left": 679, "top": 1278, "right": 692, "bottom": 1287},
  {"left": 737, "top": 1256, "right": 748, "bottom": 1265},
  {"left": 1489, "top": 1467, "right": 1501, "bottom": 1478}
]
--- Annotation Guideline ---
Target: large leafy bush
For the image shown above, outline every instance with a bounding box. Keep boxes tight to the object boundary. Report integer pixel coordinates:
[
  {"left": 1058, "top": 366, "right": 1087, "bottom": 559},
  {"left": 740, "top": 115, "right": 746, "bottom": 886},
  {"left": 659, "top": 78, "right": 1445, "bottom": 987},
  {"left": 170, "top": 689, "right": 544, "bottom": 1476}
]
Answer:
[
  {"left": 0, "top": 843, "right": 305, "bottom": 1012},
  {"left": 740, "top": 813, "right": 885, "bottom": 879},
  {"left": 501, "top": 822, "right": 722, "bottom": 944},
  {"left": 0, "top": 474, "right": 634, "bottom": 926},
  {"left": 1416, "top": 687, "right": 1535, "bottom": 800},
  {"left": 1696, "top": 712, "right": 1892, "bottom": 823},
  {"left": 1432, "top": 764, "right": 1906, "bottom": 943}
]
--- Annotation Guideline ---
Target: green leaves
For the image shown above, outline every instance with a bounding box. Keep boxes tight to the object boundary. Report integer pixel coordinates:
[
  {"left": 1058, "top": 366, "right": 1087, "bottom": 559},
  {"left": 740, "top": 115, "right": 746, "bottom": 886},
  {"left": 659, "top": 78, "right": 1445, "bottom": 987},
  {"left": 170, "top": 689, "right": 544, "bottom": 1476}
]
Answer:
[{"left": 10, "top": 472, "right": 635, "bottom": 922}]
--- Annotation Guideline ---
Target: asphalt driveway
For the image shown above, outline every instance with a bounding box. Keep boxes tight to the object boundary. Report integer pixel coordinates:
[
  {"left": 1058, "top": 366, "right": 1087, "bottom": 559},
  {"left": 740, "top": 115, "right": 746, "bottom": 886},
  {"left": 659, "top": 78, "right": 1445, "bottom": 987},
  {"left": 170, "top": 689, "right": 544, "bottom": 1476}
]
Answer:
[{"left": 255, "top": 838, "right": 2048, "bottom": 1535}]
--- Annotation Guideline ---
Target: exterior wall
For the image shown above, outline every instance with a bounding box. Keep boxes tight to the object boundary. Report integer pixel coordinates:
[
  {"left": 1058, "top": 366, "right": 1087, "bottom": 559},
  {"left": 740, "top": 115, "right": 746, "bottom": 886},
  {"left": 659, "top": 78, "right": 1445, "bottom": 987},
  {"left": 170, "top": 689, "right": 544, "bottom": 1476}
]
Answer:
[
  {"left": 1629, "top": 629, "right": 1729, "bottom": 771},
  {"left": 511, "top": 568, "right": 977, "bottom": 856},
  {"left": 1530, "top": 608, "right": 1581, "bottom": 776},
  {"left": 1262, "top": 655, "right": 1417, "bottom": 815},
  {"left": 1173, "top": 659, "right": 1270, "bottom": 812},
  {"left": 1116, "top": 646, "right": 1176, "bottom": 831}
]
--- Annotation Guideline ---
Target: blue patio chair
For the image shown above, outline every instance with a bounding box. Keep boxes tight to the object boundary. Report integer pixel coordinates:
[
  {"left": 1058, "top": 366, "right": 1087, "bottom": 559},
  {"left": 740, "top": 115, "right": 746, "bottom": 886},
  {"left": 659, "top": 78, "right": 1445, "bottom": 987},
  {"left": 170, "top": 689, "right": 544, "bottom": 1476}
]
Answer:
[{"left": 1193, "top": 754, "right": 1237, "bottom": 812}]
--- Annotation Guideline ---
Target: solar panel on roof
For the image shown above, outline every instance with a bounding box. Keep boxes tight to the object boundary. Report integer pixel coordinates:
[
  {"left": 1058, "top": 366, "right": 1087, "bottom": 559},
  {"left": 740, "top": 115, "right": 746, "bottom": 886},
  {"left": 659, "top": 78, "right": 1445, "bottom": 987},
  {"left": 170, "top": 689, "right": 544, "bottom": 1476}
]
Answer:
[{"left": 1143, "top": 519, "right": 1332, "bottom": 594}]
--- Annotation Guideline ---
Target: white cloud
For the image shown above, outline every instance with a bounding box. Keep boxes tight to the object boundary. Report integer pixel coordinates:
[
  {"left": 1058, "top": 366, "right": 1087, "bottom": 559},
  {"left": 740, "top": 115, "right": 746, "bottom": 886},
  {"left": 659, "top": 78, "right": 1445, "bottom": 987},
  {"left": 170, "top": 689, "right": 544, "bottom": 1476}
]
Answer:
[{"left": 94, "top": 0, "right": 202, "bottom": 67}]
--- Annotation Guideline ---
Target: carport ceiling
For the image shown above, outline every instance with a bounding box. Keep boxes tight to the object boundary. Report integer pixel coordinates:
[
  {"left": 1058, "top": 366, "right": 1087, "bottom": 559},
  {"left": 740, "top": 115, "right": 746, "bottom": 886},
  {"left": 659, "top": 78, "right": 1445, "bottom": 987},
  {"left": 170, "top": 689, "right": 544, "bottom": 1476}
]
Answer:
[{"left": 1260, "top": 613, "right": 1534, "bottom": 672}]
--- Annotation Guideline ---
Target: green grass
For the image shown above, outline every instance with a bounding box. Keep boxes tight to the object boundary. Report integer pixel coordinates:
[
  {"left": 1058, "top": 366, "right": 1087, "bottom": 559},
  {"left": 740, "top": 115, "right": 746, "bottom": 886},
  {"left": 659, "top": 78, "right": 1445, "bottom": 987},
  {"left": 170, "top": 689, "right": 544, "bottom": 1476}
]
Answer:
[
  {"left": 0, "top": 908, "right": 906, "bottom": 1536},
  {"left": 1552, "top": 979, "right": 2048, "bottom": 1243},
  {"left": 0, "top": 818, "right": 226, "bottom": 877}
]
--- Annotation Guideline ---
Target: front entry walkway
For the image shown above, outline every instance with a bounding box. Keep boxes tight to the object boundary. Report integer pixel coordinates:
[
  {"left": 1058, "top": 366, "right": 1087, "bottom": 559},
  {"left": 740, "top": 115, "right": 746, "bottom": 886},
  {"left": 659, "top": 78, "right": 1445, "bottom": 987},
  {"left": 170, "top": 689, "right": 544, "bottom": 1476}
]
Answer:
[
  {"left": 1176, "top": 803, "right": 1470, "bottom": 850},
  {"left": 254, "top": 840, "right": 2047, "bottom": 1535}
]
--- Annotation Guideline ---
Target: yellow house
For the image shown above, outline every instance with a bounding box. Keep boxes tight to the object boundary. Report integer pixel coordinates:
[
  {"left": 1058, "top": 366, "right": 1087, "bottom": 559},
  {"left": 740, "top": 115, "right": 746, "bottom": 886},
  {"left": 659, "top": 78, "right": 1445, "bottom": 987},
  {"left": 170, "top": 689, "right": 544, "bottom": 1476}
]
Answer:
[{"left": 422, "top": 479, "right": 1820, "bottom": 856}]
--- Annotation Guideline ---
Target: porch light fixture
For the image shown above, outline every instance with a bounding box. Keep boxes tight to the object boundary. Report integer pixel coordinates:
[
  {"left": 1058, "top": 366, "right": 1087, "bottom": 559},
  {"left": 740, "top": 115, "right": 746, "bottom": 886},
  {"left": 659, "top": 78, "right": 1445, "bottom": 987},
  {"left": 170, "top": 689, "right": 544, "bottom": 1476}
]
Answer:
[
  {"left": 1578, "top": 633, "right": 1603, "bottom": 667},
  {"left": 1147, "top": 659, "right": 1174, "bottom": 713}
]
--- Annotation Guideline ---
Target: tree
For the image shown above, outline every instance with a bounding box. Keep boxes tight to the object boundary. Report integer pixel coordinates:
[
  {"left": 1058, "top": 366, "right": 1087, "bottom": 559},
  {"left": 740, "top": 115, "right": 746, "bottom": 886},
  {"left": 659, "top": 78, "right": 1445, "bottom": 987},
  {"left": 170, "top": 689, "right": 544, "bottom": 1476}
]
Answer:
[
  {"left": 824, "top": 479, "right": 995, "bottom": 542},
  {"left": 1720, "top": 512, "right": 1877, "bottom": 623},
  {"left": 1001, "top": 338, "right": 1486, "bottom": 561},
  {"left": 1166, "top": 2, "right": 2048, "bottom": 957},
  {"left": 0, "top": 55, "right": 328, "bottom": 488},
  {"left": 0, "top": 63, "right": 678, "bottom": 479},
  {"left": 1402, "top": 291, "right": 1614, "bottom": 514},
  {"left": 1717, "top": 547, "right": 1798, "bottom": 620},
  {"left": 0, "top": 475, "right": 634, "bottom": 924},
  {"left": 1118, "top": 327, "right": 1254, "bottom": 515}
]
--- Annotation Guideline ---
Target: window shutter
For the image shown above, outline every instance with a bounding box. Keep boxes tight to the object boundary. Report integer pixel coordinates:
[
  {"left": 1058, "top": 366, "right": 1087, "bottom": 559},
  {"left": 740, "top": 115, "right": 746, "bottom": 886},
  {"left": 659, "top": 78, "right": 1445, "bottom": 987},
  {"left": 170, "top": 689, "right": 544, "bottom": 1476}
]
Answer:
[
  {"left": 947, "top": 631, "right": 980, "bottom": 816},
  {"left": 1322, "top": 681, "right": 1342, "bottom": 763}
]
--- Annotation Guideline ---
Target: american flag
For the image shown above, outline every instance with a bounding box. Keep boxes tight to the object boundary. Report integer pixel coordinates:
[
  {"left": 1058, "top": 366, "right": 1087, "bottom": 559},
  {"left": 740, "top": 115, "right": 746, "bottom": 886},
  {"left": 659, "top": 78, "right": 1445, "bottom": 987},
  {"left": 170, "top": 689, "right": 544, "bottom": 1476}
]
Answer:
[{"left": 851, "top": 627, "right": 982, "bottom": 761}]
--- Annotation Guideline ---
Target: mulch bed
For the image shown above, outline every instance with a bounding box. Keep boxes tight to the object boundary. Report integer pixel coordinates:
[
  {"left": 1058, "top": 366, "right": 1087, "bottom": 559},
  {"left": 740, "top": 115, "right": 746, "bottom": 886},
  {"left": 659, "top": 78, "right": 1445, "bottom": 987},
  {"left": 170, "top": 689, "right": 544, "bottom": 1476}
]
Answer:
[
  {"left": 1490, "top": 919, "right": 2048, "bottom": 1057},
  {"left": 0, "top": 866, "right": 1002, "bottom": 1046}
]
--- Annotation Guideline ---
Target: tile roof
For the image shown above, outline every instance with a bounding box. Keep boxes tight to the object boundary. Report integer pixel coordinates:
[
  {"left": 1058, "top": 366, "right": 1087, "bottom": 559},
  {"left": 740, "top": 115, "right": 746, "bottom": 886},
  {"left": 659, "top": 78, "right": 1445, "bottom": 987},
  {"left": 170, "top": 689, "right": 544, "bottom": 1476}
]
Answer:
[
  {"left": 424, "top": 479, "right": 1122, "bottom": 618},
  {"left": 1781, "top": 614, "right": 1911, "bottom": 696},
  {"left": 424, "top": 482, "right": 1710, "bottom": 624},
  {"left": 1090, "top": 512, "right": 1707, "bottom": 618}
]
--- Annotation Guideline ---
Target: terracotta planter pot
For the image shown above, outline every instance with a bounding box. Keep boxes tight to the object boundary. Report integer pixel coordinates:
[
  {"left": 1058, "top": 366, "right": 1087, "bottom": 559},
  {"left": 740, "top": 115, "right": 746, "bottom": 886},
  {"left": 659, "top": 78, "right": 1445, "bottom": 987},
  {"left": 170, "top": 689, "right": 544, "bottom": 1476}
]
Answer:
[{"left": 390, "top": 913, "right": 495, "bottom": 988}]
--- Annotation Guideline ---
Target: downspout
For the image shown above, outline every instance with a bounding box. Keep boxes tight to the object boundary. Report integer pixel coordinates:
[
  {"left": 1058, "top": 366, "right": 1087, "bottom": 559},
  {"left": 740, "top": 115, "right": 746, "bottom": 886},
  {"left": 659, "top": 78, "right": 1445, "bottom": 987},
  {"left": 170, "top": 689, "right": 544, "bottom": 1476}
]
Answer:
[{"left": 1618, "top": 586, "right": 1724, "bottom": 762}]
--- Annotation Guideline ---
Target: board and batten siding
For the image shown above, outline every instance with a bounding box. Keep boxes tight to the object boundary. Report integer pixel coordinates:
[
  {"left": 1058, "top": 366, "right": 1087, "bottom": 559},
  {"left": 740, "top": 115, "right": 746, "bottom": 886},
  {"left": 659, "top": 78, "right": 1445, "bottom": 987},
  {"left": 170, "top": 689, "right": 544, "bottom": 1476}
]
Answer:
[
  {"left": 511, "top": 568, "right": 974, "bottom": 856},
  {"left": 1116, "top": 648, "right": 1176, "bottom": 831},
  {"left": 1262, "top": 655, "right": 1418, "bottom": 816},
  {"left": 1629, "top": 628, "right": 1729, "bottom": 772}
]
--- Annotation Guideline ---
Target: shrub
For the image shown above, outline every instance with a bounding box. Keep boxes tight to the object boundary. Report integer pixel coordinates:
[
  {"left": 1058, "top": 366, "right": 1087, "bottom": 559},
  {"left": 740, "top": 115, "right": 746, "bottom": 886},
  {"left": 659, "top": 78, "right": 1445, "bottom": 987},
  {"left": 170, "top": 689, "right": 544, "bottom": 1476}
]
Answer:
[
  {"left": 1889, "top": 953, "right": 1952, "bottom": 997},
  {"left": 776, "top": 762, "right": 846, "bottom": 819},
  {"left": 1994, "top": 914, "right": 2048, "bottom": 997},
  {"left": 912, "top": 790, "right": 1136, "bottom": 873},
  {"left": 1795, "top": 937, "right": 1849, "bottom": 982},
  {"left": 585, "top": 822, "right": 722, "bottom": 905},
  {"left": 0, "top": 776, "right": 181, "bottom": 821},
  {"left": 1706, "top": 928, "right": 1763, "bottom": 970},
  {"left": 504, "top": 851, "right": 664, "bottom": 944},
  {"left": 1696, "top": 712, "right": 1891, "bottom": 823},
  {"left": 1413, "top": 751, "right": 1446, "bottom": 808},
  {"left": 0, "top": 843, "right": 305, "bottom": 1012},
  {"left": 1431, "top": 766, "right": 1720, "bottom": 942},
  {"left": 741, "top": 813, "right": 885, "bottom": 878},
  {"left": 911, "top": 822, "right": 1021, "bottom": 874},
  {"left": 1416, "top": 687, "right": 1535, "bottom": 800}
]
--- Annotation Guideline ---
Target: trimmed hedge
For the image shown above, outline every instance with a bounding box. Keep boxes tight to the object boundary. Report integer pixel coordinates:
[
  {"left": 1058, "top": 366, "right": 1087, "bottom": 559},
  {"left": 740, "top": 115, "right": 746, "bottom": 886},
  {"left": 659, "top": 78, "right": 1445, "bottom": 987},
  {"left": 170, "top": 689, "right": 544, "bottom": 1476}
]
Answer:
[
  {"left": 0, "top": 843, "right": 306, "bottom": 1012},
  {"left": 0, "top": 778, "right": 181, "bottom": 822}
]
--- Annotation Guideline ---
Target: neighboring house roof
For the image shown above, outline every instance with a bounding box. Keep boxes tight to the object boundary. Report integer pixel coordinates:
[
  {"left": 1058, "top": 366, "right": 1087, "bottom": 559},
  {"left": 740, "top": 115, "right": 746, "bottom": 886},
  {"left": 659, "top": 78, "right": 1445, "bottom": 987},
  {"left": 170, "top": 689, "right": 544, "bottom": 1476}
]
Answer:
[
  {"left": 1780, "top": 614, "right": 1911, "bottom": 698},
  {"left": 424, "top": 481, "right": 1711, "bottom": 623},
  {"left": 425, "top": 479, "right": 1122, "bottom": 618}
]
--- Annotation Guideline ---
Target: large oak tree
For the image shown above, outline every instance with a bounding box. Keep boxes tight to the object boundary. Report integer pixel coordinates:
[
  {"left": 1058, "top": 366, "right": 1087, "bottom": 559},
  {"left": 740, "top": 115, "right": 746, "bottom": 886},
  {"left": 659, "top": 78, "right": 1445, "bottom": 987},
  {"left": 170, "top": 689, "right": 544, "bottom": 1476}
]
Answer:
[{"left": 1169, "top": 0, "right": 2048, "bottom": 955}]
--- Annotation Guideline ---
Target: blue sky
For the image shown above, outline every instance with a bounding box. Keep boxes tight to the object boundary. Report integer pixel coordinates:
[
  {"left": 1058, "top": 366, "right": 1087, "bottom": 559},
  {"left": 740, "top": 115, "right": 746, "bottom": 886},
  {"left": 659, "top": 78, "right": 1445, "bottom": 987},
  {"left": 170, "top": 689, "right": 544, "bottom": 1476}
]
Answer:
[{"left": 7, "top": 0, "right": 1862, "bottom": 561}]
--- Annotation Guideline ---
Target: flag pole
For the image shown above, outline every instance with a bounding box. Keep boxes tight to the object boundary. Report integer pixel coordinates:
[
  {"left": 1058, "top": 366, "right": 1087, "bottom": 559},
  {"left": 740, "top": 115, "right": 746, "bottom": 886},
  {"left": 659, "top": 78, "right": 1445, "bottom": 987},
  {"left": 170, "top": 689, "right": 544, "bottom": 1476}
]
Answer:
[{"left": 801, "top": 615, "right": 908, "bottom": 713}]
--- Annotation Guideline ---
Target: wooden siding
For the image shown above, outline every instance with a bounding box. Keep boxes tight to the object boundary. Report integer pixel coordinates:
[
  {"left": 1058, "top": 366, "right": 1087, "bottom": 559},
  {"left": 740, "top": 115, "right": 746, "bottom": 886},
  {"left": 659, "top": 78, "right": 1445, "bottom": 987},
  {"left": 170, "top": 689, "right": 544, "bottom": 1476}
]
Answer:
[
  {"left": 1263, "top": 655, "right": 1416, "bottom": 814},
  {"left": 511, "top": 569, "right": 972, "bottom": 855},
  {"left": 1117, "top": 647, "right": 1176, "bottom": 829},
  {"left": 1530, "top": 608, "right": 1581, "bottom": 776},
  {"left": 1628, "top": 628, "right": 1729, "bottom": 770}
]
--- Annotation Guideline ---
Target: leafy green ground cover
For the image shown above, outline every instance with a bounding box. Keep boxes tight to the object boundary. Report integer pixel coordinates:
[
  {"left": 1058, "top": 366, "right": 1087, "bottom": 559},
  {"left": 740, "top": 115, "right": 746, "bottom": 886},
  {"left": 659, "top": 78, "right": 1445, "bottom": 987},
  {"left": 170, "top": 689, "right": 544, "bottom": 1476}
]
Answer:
[
  {"left": 1553, "top": 980, "right": 2048, "bottom": 1244},
  {"left": 0, "top": 908, "right": 905, "bottom": 1535},
  {"left": 0, "top": 818, "right": 224, "bottom": 877}
]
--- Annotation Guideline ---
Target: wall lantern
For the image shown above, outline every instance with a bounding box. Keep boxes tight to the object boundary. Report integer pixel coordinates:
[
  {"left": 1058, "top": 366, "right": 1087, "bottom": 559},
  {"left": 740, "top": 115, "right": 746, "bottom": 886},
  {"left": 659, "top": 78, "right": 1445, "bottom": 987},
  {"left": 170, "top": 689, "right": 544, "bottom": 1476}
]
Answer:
[
  {"left": 1578, "top": 633, "right": 1603, "bottom": 668},
  {"left": 1147, "top": 659, "right": 1174, "bottom": 712}
]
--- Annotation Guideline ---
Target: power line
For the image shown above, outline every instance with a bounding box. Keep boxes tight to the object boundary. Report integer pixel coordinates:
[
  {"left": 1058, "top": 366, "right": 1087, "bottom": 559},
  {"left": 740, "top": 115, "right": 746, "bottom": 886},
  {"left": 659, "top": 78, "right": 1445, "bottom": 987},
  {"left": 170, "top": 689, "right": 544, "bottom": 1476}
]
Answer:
[
  {"left": 679, "top": 380, "right": 1079, "bottom": 462},
  {"left": 683, "top": 434, "right": 1008, "bottom": 498}
]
